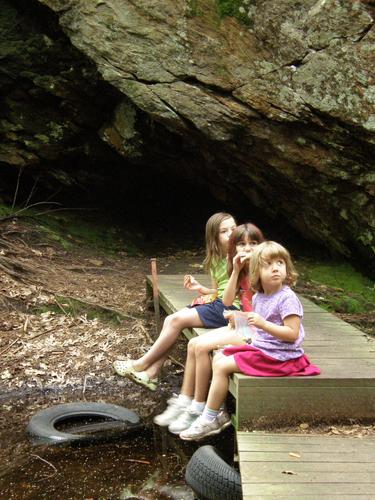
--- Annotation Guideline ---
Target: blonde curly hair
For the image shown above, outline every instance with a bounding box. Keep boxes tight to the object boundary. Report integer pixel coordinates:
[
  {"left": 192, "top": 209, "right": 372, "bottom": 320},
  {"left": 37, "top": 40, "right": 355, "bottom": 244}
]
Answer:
[{"left": 250, "top": 241, "right": 298, "bottom": 293}]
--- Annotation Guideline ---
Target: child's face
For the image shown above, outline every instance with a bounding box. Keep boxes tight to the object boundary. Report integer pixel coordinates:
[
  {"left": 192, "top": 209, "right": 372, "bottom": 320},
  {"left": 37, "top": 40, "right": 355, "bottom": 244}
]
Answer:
[
  {"left": 218, "top": 217, "right": 236, "bottom": 249},
  {"left": 259, "top": 256, "right": 287, "bottom": 292},
  {"left": 236, "top": 237, "right": 259, "bottom": 263}
]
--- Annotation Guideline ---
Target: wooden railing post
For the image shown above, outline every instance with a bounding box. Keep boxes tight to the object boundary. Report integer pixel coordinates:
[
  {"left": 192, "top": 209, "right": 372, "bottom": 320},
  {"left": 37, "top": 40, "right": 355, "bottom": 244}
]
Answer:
[{"left": 150, "top": 258, "right": 161, "bottom": 334}]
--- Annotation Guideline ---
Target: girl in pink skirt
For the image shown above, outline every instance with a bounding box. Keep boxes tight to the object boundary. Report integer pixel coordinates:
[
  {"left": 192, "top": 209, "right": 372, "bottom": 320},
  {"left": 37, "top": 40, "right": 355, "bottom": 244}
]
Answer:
[{"left": 180, "top": 241, "right": 321, "bottom": 441}]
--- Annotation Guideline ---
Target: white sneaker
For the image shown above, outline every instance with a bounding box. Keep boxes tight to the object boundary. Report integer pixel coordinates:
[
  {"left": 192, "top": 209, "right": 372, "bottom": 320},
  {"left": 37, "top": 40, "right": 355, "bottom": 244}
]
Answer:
[
  {"left": 168, "top": 408, "right": 201, "bottom": 435},
  {"left": 179, "top": 411, "right": 231, "bottom": 441},
  {"left": 153, "top": 395, "right": 190, "bottom": 427}
]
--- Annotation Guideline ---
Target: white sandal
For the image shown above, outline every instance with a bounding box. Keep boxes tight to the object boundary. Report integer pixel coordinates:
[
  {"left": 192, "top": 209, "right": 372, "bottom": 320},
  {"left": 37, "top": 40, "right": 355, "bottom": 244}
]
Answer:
[
  {"left": 113, "top": 359, "right": 158, "bottom": 391},
  {"left": 126, "top": 369, "right": 159, "bottom": 391},
  {"left": 113, "top": 359, "right": 134, "bottom": 377}
]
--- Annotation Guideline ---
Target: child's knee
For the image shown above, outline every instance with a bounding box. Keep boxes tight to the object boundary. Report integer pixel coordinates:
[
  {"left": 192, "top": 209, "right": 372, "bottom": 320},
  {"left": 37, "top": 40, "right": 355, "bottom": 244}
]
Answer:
[
  {"left": 213, "top": 351, "right": 224, "bottom": 362},
  {"left": 187, "top": 337, "right": 198, "bottom": 353},
  {"left": 213, "top": 355, "right": 231, "bottom": 375},
  {"left": 212, "top": 353, "right": 224, "bottom": 370},
  {"left": 194, "top": 341, "right": 210, "bottom": 357},
  {"left": 165, "top": 311, "right": 183, "bottom": 329}
]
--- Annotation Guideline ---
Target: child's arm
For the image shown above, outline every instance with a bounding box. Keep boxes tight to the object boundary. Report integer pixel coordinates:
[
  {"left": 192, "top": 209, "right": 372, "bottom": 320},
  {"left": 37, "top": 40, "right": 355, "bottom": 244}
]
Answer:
[
  {"left": 184, "top": 275, "right": 217, "bottom": 296},
  {"left": 247, "top": 313, "right": 300, "bottom": 342},
  {"left": 222, "top": 269, "right": 239, "bottom": 306},
  {"left": 222, "top": 253, "right": 246, "bottom": 306}
]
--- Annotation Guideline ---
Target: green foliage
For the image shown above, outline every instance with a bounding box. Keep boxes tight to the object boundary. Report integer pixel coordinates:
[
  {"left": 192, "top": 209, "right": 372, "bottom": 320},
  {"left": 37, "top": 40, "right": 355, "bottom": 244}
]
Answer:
[
  {"left": 216, "top": 0, "right": 254, "bottom": 27},
  {"left": 330, "top": 297, "right": 362, "bottom": 314},
  {"left": 37, "top": 212, "right": 142, "bottom": 256},
  {"left": 187, "top": 0, "right": 202, "bottom": 17},
  {"left": 0, "top": 204, "right": 12, "bottom": 217},
  {"left": 298, "top": 259, "right": 375, "bottom": 315},
  {"left": 0, "top": 202, "right": 143, "bottom": 255}
]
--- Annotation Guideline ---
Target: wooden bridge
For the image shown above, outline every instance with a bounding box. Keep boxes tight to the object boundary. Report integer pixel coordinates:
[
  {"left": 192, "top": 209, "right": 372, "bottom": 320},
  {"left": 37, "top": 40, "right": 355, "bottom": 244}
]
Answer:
[{"left": 146, "top": 274, "right": 375, "bottom": 498}]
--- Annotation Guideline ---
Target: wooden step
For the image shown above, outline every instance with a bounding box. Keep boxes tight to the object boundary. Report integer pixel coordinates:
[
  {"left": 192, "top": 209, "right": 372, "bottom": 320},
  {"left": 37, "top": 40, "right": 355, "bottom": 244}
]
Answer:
[{"left": 237, "top": 431, "right": 375, "bottom": 499}]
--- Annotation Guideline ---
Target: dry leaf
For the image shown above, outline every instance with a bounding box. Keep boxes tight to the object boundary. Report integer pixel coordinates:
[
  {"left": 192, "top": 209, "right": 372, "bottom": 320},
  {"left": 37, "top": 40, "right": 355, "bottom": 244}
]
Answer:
[
  {"left": 288, "top": 452, "right": 301, "bottom": 458},
  {"left": 282, "top": 470, "right": 297, "bottom": 475},
  {"left": 87, "top": 259, "right": 103, "bottom": 266}
]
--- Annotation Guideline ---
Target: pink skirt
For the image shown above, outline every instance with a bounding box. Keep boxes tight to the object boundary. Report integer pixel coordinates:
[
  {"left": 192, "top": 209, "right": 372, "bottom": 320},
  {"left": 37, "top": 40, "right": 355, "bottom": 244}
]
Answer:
[{"left": 223, "top": 344, "right": 321, "bottom": 377}]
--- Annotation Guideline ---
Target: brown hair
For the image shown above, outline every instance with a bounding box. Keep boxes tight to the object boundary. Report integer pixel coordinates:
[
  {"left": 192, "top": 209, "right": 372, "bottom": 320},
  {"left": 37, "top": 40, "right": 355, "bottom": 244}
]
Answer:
[
  {"left": 250, "top": 241, "right": 298, "bottom": 293},
  {"left": 203, "top": 212, "right": 236, "bottom": 272},
  {"left": 227, "top": 223, "right": 265, "bottom": 291}
]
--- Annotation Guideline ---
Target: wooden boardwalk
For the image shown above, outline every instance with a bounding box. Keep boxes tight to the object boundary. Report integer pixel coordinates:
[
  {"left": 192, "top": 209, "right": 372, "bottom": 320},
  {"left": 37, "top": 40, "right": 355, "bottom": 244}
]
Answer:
[
  {"left": 147, "top": 274, "right": 375, "bottom": 498},
  {"left": 147, "top": 274, "right": 375, "bottom": 427},
  {"left": 237, "top": 432, "right": 375, "bottom": 499}
]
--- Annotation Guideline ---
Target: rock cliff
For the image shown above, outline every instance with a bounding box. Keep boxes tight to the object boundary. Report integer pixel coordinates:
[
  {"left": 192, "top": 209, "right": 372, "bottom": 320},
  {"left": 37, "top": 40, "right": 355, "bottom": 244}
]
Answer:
[{"left": 1, "top": 0, "right": 374, "bottom": 272}]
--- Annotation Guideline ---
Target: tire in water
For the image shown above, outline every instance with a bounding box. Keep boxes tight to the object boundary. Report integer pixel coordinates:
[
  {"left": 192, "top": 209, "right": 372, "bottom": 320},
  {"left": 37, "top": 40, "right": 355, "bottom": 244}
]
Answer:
[
  {"left": 185, "top": 445, "right": 242, "bottom": 500},
  {"left": 27, "top": 402, "right": 140, "bottom": 444}
]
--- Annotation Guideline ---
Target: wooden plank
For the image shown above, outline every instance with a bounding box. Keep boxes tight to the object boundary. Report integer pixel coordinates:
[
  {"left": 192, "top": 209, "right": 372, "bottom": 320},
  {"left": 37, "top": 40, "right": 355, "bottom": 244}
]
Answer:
[
  {"left": 238, "top": 440, "right": 375, "bottom": 452},
  {"left": 240, "top": 462, "right": 375, "bottom": 474},
  {"left": 233, "top": 372, "right": 375, "bottom": 385},
  {"left": 237, "top": 432, "right": 375, "bottom": 448},
  {"left": 234, "top": 388, "right": 375, "bottom": 424},
  {"left": 243, "top": 496, "right": 374, "bottom": 500},
  {"left": 238, "top": 433, "right": 375, "bottom": 497},
  {"left": 242, "top": 483, "right": 375, "bottom": 495},
  {"left": 241, "top": 470, "right": 375, "bottom": 483},
  {"left": 240, "top": 451, "right": 375, "bottom": 462}
]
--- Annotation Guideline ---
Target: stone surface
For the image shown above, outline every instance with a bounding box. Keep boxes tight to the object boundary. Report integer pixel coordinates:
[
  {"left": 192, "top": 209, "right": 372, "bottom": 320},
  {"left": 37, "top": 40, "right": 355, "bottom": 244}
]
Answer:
[{"left": 1, "top": 0, "right": 374, "bottom": 273}]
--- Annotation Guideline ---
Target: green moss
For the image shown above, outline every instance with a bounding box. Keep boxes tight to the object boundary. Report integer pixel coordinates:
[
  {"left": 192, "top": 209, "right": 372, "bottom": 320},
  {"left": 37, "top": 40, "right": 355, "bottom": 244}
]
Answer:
[
  {"left": 216, "top": 0, "right": 254, "bottom": 27},
  {"left": 0, "top": 204, "right": 13, "bottom": 217},
  {"left": 35, "top": 212, "right": 142, "bottom": 256},
  {"left": 0, "top": 202, "right": 143, "bottom": 255},
  {"left": 298, "top": 258, "right": 375, "bottom": 315},
  {"left": 187, "top": 0, "right": 202, "bottom": 17}
]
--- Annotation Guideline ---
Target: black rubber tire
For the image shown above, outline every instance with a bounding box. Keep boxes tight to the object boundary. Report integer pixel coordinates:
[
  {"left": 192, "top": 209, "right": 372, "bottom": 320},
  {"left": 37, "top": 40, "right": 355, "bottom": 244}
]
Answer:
[
  {"left": 185, "top": 445, "right": 242, "bottom": 500},
  {"left": 27, "top": 402, "right": 140, "bottom": 444}
]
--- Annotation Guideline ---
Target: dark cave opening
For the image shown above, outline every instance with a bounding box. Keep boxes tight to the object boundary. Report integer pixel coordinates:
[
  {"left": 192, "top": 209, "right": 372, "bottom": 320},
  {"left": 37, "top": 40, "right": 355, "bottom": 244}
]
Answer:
[{"left": 0, "top": 161, "right": 319, "bottom": 258}]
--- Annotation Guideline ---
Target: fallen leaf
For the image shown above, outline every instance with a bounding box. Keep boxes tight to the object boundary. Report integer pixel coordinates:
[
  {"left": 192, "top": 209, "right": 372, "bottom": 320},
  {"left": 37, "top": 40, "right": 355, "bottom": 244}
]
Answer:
[
  {"left": 282, "top": 470, "right": 297, "bottom": 475},
  {"left": 87, "top": 259, "right": 103, "bottom": 266},
  {"left": 288, "top": 452, "right": 301, "bottom": 458}
]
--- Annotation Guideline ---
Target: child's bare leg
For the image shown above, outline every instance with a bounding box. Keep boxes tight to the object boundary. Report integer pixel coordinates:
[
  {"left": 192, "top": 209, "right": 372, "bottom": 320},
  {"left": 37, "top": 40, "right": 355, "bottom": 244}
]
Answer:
[
  {"left": 193, "top": 327, "right": 244, "bottom": 402},
  {"left": 133, "top": 307, "right": 203, "bottom": 375},
  {"left": 142, "top": 354, "right": 168, "bottom": 379},
  {"left": 179, "top": 337, "right": 200, "bottom": 397},
  {"left": 205, "top": 353, "right": 239, "bottom": 411}
]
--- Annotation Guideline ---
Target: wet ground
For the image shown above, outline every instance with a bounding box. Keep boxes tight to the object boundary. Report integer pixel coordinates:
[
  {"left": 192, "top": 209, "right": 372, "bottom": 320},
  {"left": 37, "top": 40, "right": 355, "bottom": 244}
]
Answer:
[{"left": 0, "top": 390, "right": 237, "bottom": 499}]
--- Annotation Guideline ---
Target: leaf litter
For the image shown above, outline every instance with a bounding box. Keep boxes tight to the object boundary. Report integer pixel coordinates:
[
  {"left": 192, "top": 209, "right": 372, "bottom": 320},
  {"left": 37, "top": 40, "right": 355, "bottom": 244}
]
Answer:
[{"left": 0, "top": 220, "right": 193, "bottom": 396}]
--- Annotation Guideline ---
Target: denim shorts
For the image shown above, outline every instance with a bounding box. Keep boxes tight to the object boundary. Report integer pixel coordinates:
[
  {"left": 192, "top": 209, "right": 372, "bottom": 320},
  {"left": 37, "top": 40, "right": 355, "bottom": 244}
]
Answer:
[{"left": 190, "top": 298, "right": 239, "bottom": 328}]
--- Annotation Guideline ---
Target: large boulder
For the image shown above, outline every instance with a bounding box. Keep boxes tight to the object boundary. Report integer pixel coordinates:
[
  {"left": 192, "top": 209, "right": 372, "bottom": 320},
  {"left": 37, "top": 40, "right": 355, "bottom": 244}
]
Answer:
[{"left": 1, "top": 0, "right": 374, "bottom": 271}]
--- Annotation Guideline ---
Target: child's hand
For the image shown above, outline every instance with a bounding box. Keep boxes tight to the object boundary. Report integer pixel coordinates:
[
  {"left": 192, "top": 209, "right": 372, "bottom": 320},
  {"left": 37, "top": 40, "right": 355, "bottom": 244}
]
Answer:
[
  {"left": 232, "top": 253, "right": 244, "bottom": 272},
  {"left": 233, "top": 251, "right": 252, "bottom": 271},
  {"left": 184, "top": 275, "right": 201, "bottom": 291},
  {"left": 223, "top": 310, "right": 235, "bottom": 327},
  {"left": 246, "top": 312, "right": 266, "bottom": 329},
  {"left": 239, "top": 251, "right": 253, "bottom": 263}
]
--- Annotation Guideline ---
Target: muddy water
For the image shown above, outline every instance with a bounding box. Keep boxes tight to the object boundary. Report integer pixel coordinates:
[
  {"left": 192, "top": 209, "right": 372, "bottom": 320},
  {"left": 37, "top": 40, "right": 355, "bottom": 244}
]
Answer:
[{"left": 0, "top": 392, "right": 236, "bottom": 499}]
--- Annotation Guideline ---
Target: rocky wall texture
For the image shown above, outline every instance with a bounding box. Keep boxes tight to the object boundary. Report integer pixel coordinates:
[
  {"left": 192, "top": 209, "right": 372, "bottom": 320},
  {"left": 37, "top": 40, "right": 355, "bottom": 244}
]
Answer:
[{"left": 1, "top": 0, "right": 374, "bottom": 272}]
